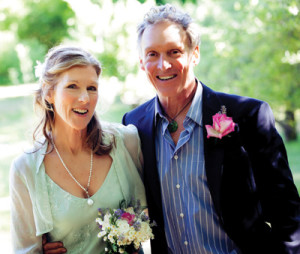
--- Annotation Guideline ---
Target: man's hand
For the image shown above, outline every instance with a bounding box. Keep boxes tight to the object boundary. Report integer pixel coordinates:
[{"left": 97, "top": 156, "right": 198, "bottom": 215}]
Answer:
[{"left": 42, "top": 234, "right": 67, "bottom": 254}]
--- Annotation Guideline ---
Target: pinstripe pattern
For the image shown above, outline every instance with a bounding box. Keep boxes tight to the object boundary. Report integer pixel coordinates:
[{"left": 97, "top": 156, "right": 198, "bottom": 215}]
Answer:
[{"left": 154, "top": 84, "right": 238, "bottom": 254}]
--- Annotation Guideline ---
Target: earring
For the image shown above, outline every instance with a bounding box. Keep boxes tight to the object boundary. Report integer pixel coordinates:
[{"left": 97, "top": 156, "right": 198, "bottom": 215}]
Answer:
[{"left": 46, "top": 101, "right": 54, "bottom": 112}]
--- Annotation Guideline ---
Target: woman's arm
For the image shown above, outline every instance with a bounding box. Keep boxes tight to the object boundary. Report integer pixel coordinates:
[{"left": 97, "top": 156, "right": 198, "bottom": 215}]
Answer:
[
  {"left": 10, "top": 161, "right": 42, "bottom": 253},
  {"left": 122, "top": 124, "right": 144, "bottom": 179}
]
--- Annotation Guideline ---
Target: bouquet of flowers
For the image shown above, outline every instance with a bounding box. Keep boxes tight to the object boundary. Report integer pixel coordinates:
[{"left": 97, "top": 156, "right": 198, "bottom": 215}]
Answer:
[{"left": 96, "top": 199, "right": 156, "bottom": 254}]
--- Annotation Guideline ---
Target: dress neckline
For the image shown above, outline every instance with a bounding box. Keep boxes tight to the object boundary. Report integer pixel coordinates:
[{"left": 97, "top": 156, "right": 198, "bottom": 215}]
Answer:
[{"left": 43, "top": 160, "right": 115, "bottom": 201}]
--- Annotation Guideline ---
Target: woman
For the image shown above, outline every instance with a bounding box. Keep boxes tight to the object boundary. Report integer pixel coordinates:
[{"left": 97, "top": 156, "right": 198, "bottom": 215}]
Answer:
[{"left": 10, "top": 46, "right": 146, "bottom": 253}]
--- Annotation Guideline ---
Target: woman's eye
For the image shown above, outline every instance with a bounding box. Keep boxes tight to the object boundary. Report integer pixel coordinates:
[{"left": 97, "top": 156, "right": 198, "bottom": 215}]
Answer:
[{"left": 67, "top": 84, "right": 76, "bottom": 89}]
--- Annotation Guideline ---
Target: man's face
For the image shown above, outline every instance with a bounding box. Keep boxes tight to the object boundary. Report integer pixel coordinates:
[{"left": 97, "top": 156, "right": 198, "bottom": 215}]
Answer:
[{"left": 139, "top": 21, "right": 199, "bottom": 99}]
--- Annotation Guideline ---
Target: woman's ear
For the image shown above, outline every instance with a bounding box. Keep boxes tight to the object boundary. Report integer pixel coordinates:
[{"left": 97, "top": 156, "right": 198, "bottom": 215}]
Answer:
[
  {"left": 45, "top": 97, "right": 53, "bottom": 105},
  {"left": 45, "top": 86, "right": 54, "bottom": 104}
]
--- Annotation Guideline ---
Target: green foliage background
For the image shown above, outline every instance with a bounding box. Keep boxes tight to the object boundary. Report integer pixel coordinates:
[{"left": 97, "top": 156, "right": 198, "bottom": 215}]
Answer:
[
  {"left": 0, "top": 0, "right": 299, "bottom": 250},
  {"left": 1, "top": 0, "right": 299, "bottom": 140}
]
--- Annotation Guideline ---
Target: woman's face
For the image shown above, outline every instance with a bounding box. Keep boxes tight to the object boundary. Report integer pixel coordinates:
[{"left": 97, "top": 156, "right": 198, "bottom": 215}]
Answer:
[{"left": 48, "top": 65, "right": 99, "bottom": 132}]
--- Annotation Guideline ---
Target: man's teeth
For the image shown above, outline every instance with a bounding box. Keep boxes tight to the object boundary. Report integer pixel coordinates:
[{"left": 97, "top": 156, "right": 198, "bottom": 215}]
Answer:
[
  {"left": 158, "top": 75, "right": 176, "bottom": 80},
  {"left": 73, "top": 109, "right": 88, "bottom": 114}
]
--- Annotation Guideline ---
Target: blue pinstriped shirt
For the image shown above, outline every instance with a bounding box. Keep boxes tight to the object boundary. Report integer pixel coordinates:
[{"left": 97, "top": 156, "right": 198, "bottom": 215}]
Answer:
[{"left": 155, "top": 83, "right": 238, "bottom": 254}]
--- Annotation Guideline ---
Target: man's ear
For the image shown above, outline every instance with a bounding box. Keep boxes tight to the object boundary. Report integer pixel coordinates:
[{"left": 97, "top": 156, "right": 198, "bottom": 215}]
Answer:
[
  {"left": 192, "top": 45, "right": 200, "bottom": 66},
  {"left": 139, "top": 58, "right": 145, "bottom": 71}
]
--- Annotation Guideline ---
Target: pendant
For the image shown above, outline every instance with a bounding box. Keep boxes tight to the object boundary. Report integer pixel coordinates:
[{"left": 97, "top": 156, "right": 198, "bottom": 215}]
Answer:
[
  {"left": 87, "top": 198, "right": 94, "bottom": 206},
  {"left": 168, "top": 120, "right": 178, "bottom": 133}
]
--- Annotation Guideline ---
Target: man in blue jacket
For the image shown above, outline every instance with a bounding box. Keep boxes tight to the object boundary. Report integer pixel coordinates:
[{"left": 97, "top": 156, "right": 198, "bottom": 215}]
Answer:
[{"left": 123, "top": 4, "right": 300, "bottom": 254}]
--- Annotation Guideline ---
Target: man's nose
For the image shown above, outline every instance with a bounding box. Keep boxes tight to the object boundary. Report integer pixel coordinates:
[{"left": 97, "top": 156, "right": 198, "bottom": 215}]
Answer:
[{"left": 157, "top": 56, "right": 171, "bottom": 70}]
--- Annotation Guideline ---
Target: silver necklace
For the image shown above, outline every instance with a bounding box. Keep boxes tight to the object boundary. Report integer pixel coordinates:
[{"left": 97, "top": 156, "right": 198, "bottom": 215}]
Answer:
[{"left": 52, "top": 141, "right": 94, "bottom": 206}]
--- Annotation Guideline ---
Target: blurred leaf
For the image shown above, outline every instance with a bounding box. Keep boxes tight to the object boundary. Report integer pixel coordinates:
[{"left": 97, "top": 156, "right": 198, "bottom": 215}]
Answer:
[
  {"left": 0, "top": 43, "right": 22, "bottom": 85},
  {"left": 196, "top": 0, "right": 300, "bottom": 139},
  {"left": 17, "top": 0, "right": 75, "bottom": 49}
]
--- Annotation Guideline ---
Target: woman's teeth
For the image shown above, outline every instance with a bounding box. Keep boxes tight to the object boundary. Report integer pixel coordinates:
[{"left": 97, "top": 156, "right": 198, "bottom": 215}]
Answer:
[{"left": 73, "top": 109, "right": 88, "bottom": 114}]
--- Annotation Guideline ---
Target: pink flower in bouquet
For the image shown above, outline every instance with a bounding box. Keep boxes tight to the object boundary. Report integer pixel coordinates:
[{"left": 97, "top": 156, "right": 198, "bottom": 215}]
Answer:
[
  {"left": 205, "top": 112, "right": 235, "bottom": 139},
  {"left": 121, "top": 212, "right": 135, "bottom": 226}
]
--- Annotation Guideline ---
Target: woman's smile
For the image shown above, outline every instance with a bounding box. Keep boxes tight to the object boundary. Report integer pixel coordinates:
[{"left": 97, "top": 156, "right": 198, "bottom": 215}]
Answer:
[{"left": 48, "top": 65, "right": 99, "bottom": 131}]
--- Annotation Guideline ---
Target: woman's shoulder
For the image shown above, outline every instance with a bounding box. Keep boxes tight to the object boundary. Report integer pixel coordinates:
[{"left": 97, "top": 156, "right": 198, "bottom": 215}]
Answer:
[
  {"left": 101, "top": 122, "right": 141, "bottom": 159},
  {"left": 101, "top": 121, "right": 138, "bottom": 139},
  {"left": 10, "top": 141, "right": 46, "bottom": 176}
]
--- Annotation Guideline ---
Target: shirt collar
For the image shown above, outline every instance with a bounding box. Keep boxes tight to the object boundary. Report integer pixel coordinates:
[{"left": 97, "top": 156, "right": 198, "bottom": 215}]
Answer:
[
  {"left": 187, "top": 79, "right": 203, "bottom": 126},
  {"left": 154, "top": 96, "right": 164, "bottom": 126},
  {"left": 154, "top": 79, "right": 203, "bottom": 126}
]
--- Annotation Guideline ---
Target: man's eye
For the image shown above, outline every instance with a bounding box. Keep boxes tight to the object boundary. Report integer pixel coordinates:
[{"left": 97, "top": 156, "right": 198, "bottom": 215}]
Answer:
[
  {"left": 171, "top": 49, "right": 180, "bottom": 54},
  {"left": 147, "top": 52, "right": 157, "bottom": 57}
]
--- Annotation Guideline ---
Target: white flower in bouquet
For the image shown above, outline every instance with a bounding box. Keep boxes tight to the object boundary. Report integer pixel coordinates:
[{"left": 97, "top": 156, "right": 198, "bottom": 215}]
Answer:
[{"left": 96, "top": 199, "right": 156, "bottom": 254}]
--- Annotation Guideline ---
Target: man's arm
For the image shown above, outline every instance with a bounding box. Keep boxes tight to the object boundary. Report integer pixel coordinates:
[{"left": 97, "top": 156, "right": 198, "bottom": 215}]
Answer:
[
  {"left": 247, "top": 101, "right": 300, "bottom": 251},
  {"left": 42, "top": 235, "right": 67, "bottom": 254}
]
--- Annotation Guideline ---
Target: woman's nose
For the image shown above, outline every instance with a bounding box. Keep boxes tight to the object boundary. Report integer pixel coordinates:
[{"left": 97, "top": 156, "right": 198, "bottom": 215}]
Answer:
[{"left": 79, "top": 90, "right": 89, "bottom": 103}]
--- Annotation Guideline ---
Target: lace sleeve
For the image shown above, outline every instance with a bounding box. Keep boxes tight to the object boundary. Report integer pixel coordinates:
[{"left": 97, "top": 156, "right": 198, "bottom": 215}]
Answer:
[
  {"left": 121, "top": 124, "right": 144, "bottom": 179},
  {"left": 10, "top": 159, "right": 43, "bottom": 253}
]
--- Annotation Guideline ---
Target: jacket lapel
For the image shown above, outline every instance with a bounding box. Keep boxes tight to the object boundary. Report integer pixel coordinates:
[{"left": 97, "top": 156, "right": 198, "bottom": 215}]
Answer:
[
  {"left": 137, "top": 100, "right": 164, "bottom": 211},
  {"left": 136, "top": 86, "right": 225, "bottom": 218},
  {"left": 202, "top": 84, "right": 225, "bottom": 217}
]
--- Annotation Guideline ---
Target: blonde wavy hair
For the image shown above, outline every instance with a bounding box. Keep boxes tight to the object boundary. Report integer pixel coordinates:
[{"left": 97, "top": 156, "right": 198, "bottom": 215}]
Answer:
[{"left": 34, "top": 45, "right": 113, "bottom": 155}]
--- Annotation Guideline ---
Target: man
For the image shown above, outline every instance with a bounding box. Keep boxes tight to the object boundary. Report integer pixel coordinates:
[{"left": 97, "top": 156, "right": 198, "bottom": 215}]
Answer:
[{"left": 122, "top": 4, "right": 300, "bottom": 254}]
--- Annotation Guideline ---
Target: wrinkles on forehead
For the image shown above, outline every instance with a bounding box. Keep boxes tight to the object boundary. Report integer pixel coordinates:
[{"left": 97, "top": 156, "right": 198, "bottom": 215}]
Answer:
[{"left": 140, "top": 21, "right": 189, "bottom": 55}]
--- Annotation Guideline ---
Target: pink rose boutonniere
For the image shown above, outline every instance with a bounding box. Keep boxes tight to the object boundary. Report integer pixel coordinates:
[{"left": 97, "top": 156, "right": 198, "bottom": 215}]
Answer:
[{"left": 205, "top": 106, "right": 236, "bottom": 139}]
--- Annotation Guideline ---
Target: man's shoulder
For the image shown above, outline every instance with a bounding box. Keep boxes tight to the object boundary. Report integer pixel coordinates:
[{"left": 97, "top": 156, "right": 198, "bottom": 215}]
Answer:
[
  {"left": 128, "top": 97, "right": 156, "bottom": 114},
  {"left": 123, "top": 97, "right": 156, "bottom": 123},
  {"left": 203, "top": 83, "right": 265, "bottom": 110}
]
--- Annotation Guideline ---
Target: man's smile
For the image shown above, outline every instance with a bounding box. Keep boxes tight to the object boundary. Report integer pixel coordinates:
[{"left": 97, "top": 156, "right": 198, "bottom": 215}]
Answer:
[{"left": 156, "top": 74, "right": 177, "bottom": 81}]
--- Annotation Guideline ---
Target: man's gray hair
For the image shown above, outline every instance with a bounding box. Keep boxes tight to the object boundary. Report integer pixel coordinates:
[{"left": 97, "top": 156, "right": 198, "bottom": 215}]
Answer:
[{"left": 137, "top": 4, "right": 200, "bottom": 52}]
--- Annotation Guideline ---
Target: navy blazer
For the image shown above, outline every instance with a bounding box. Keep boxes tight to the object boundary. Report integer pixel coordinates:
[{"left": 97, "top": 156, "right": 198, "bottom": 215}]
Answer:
[{"left": 122, "top": 83, "right": 300, "bottom": 254}]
